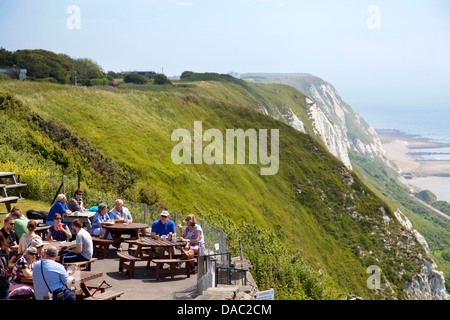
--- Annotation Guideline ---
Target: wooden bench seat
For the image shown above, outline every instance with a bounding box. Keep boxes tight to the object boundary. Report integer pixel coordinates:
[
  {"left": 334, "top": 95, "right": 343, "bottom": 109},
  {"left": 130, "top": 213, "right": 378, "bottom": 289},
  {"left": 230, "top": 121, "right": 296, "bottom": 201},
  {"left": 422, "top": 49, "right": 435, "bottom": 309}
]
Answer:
[
  {"left": 117, "top": 251, "right": 141, "bottom": 278},
  {"left": 85, "top": 290, "right": 124, "bottom": 300},
  {"left": 4, "top": 183, "right": 27, "bottom": 190},
  {"left": 64, "top": 258, "right": 98, "bottom": 271},
  {"left": 153, "top": 258, "right": 196, "bottom": 280},
  {"left": 92, "top": 237, "right": 115, "bottom": 259},
  {"left": 0, "top": 196, "right": 20, "bottom": 203}
]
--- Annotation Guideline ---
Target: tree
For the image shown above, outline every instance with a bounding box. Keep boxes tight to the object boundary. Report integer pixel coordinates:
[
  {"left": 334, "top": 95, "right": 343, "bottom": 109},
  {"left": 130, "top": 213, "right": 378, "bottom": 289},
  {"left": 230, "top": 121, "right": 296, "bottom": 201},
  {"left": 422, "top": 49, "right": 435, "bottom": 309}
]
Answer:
[
  {"left": 0, "top": 48, "right": 16, "bottom": 68},
  {"left": 153, "top": 74, "right": 172, "bottom": 85},
  {"left": 123, "top": 73, "right": 148, "bottom": 84},
  {"left": 14, "top": 49, "right": 73, "bottom": 84}
]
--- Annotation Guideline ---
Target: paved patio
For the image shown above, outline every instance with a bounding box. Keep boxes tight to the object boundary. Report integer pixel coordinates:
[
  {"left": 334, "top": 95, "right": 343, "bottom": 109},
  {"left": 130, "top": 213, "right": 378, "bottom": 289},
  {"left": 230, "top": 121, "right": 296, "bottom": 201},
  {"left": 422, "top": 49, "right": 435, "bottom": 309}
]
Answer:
[{"left": 81, "top": 243, "right": 198, "bottom": 300}]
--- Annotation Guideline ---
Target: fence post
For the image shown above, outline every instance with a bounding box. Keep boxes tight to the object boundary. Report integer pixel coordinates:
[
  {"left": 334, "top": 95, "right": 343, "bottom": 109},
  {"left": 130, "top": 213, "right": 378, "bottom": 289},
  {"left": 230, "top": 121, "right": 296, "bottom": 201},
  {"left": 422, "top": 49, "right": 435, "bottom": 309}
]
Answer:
[{"left": 144, "top": 204, "right": 147, "bottom": 225}]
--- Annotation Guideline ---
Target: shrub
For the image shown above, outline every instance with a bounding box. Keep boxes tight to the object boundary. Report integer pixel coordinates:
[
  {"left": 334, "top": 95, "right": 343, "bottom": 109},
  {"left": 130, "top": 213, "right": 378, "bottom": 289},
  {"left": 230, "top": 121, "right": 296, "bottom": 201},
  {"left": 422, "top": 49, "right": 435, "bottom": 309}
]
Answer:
[
  {"left": 153, "top": 74, "right": 172, "bottom": 85},
  {"left": 123, "top": 73, "right": 149, "bottom": 84}
]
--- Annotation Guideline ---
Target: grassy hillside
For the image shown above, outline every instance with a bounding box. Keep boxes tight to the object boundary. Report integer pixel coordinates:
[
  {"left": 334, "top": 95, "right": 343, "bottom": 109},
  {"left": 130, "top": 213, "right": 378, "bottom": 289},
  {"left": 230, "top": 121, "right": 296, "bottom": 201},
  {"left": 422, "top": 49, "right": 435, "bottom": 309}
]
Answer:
[{"left": 0, "top": 79, "right": 427, "bottom": 299}]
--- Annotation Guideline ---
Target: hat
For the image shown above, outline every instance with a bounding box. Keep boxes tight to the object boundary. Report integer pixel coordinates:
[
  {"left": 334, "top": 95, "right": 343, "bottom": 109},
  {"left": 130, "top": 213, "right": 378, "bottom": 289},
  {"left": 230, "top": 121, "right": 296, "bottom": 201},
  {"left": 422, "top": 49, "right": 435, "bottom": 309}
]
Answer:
[
  {"left": 25, "top": 246, "right": 37, "bottom": 254},
  {"left": 160, "top": 210, "right": 170, "bottom": 217},
  {"left": 31, "top": 238, "right": 45, "bottom": 248}
]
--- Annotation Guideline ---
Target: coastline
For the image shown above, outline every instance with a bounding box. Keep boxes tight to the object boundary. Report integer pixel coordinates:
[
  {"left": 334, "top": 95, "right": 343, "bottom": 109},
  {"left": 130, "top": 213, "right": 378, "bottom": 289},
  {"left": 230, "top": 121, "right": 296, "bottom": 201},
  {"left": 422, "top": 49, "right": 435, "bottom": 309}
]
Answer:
[{"left": 377, "top": 129, "right": 450, "bottom": 202}]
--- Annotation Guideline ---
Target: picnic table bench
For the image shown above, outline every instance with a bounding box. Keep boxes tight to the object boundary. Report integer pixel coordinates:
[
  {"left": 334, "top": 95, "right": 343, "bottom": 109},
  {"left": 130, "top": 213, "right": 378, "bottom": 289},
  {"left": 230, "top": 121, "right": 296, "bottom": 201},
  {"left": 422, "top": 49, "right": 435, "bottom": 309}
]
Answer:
[
  {"left": 153, "top": 258, "right": 196, "bottom": 280},
  {"left": 0, "top": 172, "right": 27, "bottom": 213},
  {"left": 92, "top": 236, "right": 115, "bottom": 259},
  {"left": 117, "top": 251, "right": 141, "bottom": 278}
]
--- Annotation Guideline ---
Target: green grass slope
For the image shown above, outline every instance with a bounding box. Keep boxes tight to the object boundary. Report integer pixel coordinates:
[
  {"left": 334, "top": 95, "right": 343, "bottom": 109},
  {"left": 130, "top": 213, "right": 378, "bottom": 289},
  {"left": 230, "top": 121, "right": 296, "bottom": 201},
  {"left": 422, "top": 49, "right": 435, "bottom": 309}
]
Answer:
[{"left": 0, "top": 80, "right": 427, "bottom": 299}]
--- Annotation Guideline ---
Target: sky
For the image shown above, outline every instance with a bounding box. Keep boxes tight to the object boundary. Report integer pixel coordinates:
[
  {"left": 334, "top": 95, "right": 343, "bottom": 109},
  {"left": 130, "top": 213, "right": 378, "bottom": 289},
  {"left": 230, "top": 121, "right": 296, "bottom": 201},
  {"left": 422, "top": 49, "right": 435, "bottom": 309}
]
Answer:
[{"left": 0, "top": 0, "right": 449, "bottom": 111}]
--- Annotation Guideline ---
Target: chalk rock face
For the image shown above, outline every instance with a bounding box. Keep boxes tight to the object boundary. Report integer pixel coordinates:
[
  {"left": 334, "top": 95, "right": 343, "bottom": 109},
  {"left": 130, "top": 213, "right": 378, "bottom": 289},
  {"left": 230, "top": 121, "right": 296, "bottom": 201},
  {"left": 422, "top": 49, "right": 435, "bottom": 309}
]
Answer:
[
  {"left": 394, "top": 210, "right": 449, "bottom": 300},
  {"left": 300, "top": 76, "right": 387, "bottom": 169},
  {"left": 245, "top": 73, "right": 387, "bottom": 169},
  {"left": 306, "top": 97, "right": 352, "bottom": 169}
]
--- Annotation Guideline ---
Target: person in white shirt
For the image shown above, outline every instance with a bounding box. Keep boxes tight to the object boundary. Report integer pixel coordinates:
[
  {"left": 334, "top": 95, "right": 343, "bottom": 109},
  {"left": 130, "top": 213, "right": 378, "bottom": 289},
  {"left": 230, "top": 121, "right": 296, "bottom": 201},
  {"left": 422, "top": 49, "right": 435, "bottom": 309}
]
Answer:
[
  {"left": 60, "top": 219, "right": 93, "bottom": 263},
  {"left": 109, "top": 199, "right": 133, "bottom": 223}
]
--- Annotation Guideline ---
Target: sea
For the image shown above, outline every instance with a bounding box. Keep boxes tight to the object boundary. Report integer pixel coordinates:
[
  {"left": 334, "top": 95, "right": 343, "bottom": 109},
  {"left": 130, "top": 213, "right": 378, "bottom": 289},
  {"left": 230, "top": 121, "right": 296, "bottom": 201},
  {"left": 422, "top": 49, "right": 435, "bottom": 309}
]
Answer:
[
  {"left": 356, "top": 105, "right": 450, "bottom": 146},
  {"left": 355, "top": 105, "right": 450, "bottom": 202}
]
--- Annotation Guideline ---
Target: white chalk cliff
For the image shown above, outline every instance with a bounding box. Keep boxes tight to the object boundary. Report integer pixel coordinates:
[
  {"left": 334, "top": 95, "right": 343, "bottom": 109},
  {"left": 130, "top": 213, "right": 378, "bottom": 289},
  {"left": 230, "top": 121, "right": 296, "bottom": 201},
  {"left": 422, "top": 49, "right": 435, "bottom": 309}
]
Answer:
[
  {"left": 394, "top": 210, "right": 449, "bottom": 300},
  {"left": 244, "top": 73, "right": 387, "bottom": 170}
]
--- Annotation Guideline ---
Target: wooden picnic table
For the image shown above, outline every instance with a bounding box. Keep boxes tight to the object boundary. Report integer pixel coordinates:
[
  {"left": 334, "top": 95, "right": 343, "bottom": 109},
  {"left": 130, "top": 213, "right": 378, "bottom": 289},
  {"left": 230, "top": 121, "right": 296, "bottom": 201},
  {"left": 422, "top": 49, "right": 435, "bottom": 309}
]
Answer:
[
  {"left": 35, "top": 224, "right": 50, "bottom": 238},
  {"left": 43, "top": 240, "right": 77, "bottom": 254},
  {"left": 63, "top": 211, "right": 96, "bottom": 232},
  {"left": 102, "top": 222, "right": 148, "bottom": 243},
  {"left": 132, "top": 237, "right": 186, "bottom": 259},
  {"left": 70, "top": 270, "right": 103, "bottom": 298}
]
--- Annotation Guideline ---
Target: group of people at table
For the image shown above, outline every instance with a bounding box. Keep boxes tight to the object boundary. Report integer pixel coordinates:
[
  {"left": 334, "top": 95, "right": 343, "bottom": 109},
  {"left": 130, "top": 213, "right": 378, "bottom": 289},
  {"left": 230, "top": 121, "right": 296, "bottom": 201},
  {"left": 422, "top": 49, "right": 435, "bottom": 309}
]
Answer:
[{"left": 0, "top": 189, "right": 204, "bottom": 300}]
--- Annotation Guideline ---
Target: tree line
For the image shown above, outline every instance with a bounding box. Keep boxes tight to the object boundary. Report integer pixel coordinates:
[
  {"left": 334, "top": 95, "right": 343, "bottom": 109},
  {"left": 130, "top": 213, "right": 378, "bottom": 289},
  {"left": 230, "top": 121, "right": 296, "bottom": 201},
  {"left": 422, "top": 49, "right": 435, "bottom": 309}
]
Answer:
[
  {"left": 0, "top": 48, "right": 172, "bottom": 86},
  {"left": 0, "top": 48, "right": 108, "bottom": 84}
]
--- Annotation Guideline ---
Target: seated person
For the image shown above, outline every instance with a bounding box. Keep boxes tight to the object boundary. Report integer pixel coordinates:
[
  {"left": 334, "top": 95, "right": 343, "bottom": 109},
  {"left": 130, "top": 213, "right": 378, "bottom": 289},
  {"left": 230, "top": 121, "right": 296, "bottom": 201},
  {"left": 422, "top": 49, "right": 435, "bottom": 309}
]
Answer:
[
  {"left": 91, "top": 203, "right": 113, "bottom": 239},
  {"left": 151, "top": 211, "right": 176, "bottom": 239},
  {"left": 31, "top": 238, "right": 45, "bottom": 261},
  {"left": 33, "top": 246, "right": 75, "bottom": 300},
  {"left": 60, "top": 219, "right": 93, "bottom": 264},
  {"left": 0, "top": 216, "right": 18, "bottom": 259},
  {"left": 10, "top": 207, "right": 29, "bottom": 239},
  {"left": 18, "top": 220, "right": 42, "bottom": 255},
  {"left": 10, "top": 247, "right": 37, "bottom": 284},
  {"left": 46, "top": 213, "right": 72, "bottom": 242},
  {"left": 47, "top": 194, "right": 72, "bottom": 227},
  {"left": 67, "top": 189, "right": 85, "bottom": 213},
  {"left": 177, "top": 214, "right": 205, "bottom": 254},
  {"left": 109, "top": 199, "right": 133, "bottom": 223},
  {"left": 8, "top": 247, "right": 36, "bottom": 299}
]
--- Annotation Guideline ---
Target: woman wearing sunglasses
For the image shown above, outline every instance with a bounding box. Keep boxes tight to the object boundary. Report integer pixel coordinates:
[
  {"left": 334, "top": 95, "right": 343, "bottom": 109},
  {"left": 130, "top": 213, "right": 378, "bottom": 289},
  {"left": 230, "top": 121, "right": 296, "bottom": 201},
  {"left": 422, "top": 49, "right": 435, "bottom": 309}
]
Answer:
[
  {"left": 46, "top": 213, "right": 72, "bottom": 242},
  {"left": 10, "top": 246, "right": 37, "bottom": 284}
]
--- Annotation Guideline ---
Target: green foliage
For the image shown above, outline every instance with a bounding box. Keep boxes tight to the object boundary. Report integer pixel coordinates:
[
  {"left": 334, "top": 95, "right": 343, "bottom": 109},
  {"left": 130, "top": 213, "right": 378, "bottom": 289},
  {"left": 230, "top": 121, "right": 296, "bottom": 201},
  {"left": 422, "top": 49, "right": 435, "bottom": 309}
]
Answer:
[
  {"left": 415, "top": 190, "right": 450, "bottom": 215},
  {"left": 76, "top": 78, "right": 109, "bottom": 86},
  {"left": 415, "top": 190, "right": 438, "bottom": 203},
  {"left": 14, "top": 49, "right": 73, "bottom": 84},
  {"left": 106, "top": 71, "right": 123, "bottom": 79},
  {"left": 198, "top": 209, "right": 338, "bottom": 299},
  {"left": 64, "top": 55, "right": 104, "bottom": 79},
  {"left": 123, "top": 73, "right": 149, "bottom": 84},
  {"left": 153, "top": 74, "right": 172, "bottom": 85},
  {"left": 180, "top": 71, "right": 249, "bottom": 88},
  {"left": 0, "top": 74, "right": 13, "bottom": 81}
]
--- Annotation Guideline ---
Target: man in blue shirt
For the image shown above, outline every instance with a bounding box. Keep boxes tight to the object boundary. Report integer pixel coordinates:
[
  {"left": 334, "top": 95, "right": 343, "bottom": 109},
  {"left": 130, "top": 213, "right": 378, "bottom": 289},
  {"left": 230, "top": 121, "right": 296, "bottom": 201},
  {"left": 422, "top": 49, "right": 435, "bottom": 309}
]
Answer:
[
  {"left": 47, "top": 194, "right": 72, "bottom": 227},
  {"left": 32, "top": 246, "right": 75, "bottom": 300},
  {"left": 151, "top": 211, "right": 176, "bottom": 239}
]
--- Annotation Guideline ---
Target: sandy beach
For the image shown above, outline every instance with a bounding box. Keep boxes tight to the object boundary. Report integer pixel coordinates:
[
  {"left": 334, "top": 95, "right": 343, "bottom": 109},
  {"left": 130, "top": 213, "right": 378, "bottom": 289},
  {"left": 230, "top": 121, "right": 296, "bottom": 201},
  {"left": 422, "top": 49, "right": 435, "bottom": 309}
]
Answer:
[{"left": 377, "top": 130, "right": 450, "bottom": 202}]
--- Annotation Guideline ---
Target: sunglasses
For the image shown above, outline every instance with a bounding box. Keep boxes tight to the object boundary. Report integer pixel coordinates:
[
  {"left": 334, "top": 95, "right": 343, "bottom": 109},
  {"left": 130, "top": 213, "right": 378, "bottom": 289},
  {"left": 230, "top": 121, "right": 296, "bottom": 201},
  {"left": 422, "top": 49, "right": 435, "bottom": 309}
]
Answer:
[
  {"left": 28, "top": 252, "right": 37, "bottom": 256},
  {"left": 9, "top": 223, "right": 15, "bottom": 226},
  {"left": 54, "top": 218, "right": 62, "bottom": 220}
]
